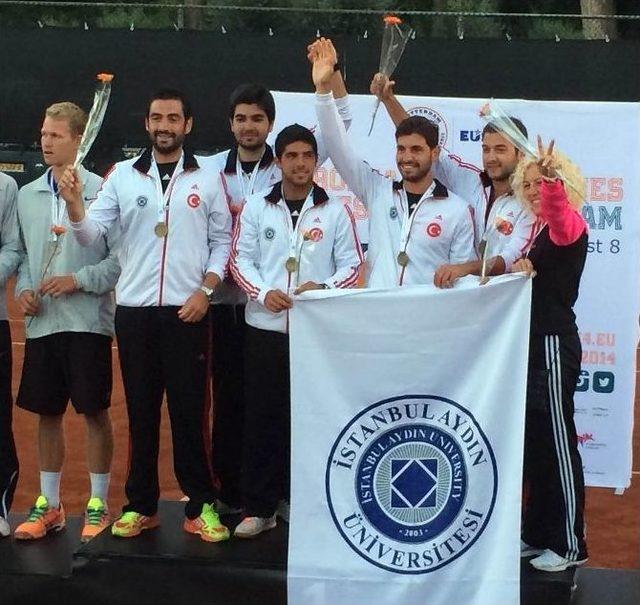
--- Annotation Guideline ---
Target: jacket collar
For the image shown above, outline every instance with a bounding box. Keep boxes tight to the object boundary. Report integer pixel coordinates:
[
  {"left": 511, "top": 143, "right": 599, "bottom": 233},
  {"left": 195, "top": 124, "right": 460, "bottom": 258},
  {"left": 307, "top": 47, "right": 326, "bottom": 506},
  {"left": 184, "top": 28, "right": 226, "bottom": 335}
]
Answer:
[
  {"left": 35, "top": 165, "right": 91, "bottom": 192},
  {"left": 392, "top": 178, "right": 448, "bottom": 199},
  {"left": 133, "top": 147, "right": 199, "bottom": 175},
  {"left": 264, "top": 181, "right": 329, "bottom": 206},
  {"left": 224, "top": 144, "right": 275, "bottom": 175}
]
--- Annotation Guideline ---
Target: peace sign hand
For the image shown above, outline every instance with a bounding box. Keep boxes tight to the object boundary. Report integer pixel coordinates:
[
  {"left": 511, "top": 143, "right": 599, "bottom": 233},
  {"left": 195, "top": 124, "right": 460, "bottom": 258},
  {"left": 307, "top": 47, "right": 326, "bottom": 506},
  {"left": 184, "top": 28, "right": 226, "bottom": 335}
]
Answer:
[{"left": 536, "top": 135, "right": 558, "bottom": 179}]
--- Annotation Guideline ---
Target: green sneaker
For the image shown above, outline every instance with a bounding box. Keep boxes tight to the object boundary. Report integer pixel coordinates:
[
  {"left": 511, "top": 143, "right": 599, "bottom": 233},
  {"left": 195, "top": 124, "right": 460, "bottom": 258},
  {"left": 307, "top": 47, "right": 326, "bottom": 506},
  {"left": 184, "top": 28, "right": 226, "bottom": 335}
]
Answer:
[{"left": 183, "top": 503, "right": 230, "bottom": 543}]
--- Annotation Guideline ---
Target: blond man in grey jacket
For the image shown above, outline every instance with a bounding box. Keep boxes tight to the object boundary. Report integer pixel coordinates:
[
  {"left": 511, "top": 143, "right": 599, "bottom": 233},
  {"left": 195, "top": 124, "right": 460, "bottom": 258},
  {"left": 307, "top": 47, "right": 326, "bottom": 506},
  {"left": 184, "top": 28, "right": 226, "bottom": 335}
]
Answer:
[{"left": 14, "top": 102, "right": 120, "bottom": 543}]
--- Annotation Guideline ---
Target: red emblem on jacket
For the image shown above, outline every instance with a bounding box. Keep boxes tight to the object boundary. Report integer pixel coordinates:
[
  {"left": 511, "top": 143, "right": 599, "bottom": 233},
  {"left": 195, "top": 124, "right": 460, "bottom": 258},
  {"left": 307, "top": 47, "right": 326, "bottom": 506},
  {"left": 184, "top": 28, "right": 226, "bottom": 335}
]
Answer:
[
  {"left": 187, "top": 193, "right": 201, "bottom": 208},
  {"left": 426, "top": 222, "right": 442, "bottom": 238},
  {"left": 305, "top": 227, "right": 324, "bottom": 242},
  {"left": 495, "top": 217, "right": 514, "bottom": 236}
]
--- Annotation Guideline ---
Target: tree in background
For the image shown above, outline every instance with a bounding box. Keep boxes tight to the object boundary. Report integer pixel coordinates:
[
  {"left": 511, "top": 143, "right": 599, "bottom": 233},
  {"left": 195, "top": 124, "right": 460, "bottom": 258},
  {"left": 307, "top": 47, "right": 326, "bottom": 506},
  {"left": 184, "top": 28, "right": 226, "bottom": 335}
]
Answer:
[{"left": 0, "top": 0, "right": 634, "bottom": 39}]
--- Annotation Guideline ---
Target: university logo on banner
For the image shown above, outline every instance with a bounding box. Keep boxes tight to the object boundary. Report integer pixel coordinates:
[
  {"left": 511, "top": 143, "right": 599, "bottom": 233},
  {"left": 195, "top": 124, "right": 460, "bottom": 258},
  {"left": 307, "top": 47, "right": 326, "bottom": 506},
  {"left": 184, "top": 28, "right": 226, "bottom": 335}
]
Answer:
[{"left": 327, "top": 394, "right": 497, "bottom": 574}]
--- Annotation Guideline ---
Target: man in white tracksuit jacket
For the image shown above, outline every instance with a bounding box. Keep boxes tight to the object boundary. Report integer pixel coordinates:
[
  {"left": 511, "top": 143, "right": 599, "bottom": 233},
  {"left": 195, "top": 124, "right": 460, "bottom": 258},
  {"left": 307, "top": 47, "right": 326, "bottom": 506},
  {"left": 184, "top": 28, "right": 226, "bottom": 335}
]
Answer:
[
  {"left": 312, "top": 39, "right": 477, "bottom": 289},
  {"left": 59, "top": 89, "right": 233, "bottom": 544},
  {"left": 198, "top": 75, "right": 351, "bottom": 513},
  {"left": 368, "top": 72, "right": 536, "bottom": 286},
  {"left": 230, "top": 124, "right": 362, "bottom": 538}
]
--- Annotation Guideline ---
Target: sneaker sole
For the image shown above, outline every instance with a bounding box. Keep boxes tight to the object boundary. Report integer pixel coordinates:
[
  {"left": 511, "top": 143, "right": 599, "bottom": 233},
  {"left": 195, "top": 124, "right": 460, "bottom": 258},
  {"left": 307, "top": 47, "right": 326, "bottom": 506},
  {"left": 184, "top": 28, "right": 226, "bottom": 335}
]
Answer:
[
  {"left": 112, "top": 519, "right": 160, "bottom": 539},
  {"left": 81, "top": 526, "right": 110, "bottom": 543},
  {"left": 234, "top": 520, "right": 277, "bottom": 539},
  {"left": 185, "top": 526, "right": 231, "bottom": 543},
  {"left": 530, "top": 558, "right": 588, "bottom": 572},
  {"left": 15, "top": 521, "right": 66, "bottom": 540}
]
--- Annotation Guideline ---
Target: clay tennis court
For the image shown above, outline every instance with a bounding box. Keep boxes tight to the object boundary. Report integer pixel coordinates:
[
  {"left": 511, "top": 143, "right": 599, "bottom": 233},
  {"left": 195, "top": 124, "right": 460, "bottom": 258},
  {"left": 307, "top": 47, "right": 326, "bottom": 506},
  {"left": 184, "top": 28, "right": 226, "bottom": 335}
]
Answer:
[{"left": 6, "top": 280, "right": 639, "bottom": 569}]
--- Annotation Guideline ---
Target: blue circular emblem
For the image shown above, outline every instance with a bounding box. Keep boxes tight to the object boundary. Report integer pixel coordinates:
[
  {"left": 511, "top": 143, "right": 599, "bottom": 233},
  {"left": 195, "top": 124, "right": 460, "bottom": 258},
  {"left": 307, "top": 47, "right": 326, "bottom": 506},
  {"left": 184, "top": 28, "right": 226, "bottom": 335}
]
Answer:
[
  {"left": 389, "top": 207, "right": 399, "bottom": 220},
  {"left": 264, "top": 227, "right": 275, "bottom": 240},
  {"left": 136, "top": 195, "right": 148, "bottom": 208},
  {"left": 326, "top": 394, "right": 497, "bottom": 575}
]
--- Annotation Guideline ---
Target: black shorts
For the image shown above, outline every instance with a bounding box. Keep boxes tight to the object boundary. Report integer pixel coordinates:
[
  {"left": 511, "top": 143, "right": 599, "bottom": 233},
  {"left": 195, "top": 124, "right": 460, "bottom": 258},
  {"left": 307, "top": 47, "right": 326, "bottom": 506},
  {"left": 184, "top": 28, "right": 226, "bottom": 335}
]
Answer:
[{"left": 17, "top": 332, "right": 113, "bottom": 416}]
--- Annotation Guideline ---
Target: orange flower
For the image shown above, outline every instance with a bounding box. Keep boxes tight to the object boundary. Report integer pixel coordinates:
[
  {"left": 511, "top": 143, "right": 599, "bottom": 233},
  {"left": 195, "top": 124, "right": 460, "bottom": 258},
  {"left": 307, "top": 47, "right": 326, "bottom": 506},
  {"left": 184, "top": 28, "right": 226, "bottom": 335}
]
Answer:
[
  {"left": 50, "top": 225, "right": 67, "bottom": 236},
  {"left": 383, "top": 15, "right": 402, "bottom": 26},
  {"left": 96, "top": 73, "right": 114, "bottom": 83}
]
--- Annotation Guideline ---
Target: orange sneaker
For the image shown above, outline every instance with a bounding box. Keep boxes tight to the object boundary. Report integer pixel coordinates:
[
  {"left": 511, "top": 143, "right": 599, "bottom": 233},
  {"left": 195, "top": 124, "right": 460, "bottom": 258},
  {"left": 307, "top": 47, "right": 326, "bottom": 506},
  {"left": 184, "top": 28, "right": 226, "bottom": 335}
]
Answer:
[
  {"left": 111, "top": 511, "right": 159, "bottom": 538},
  {"left": 14, "top": 495, "right": 65, "bottom": 540},
  {"left": 184, "top": 503, "right": 230, "bottom": 543},
  {"left": 81, "top": 497, "right": 110, "bottom": 542}
]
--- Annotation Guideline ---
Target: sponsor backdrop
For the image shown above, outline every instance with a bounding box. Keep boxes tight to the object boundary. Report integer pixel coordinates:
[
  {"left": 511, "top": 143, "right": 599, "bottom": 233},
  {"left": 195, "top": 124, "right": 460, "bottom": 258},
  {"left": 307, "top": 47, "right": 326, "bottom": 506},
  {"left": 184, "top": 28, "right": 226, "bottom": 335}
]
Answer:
[
  {"left": 273, "top": 91, "right": 640, "bottom": 490},
  {"left": 288, "top": 276, "right": 531, "bottom": 605}
]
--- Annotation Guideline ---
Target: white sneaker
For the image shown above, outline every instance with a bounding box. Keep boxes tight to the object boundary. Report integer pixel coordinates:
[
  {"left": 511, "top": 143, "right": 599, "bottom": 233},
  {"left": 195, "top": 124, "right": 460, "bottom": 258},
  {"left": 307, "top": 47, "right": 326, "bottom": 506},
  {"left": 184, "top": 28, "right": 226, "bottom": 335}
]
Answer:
[
  {"left": 530, "top": 549, "right": 588, "bottom": 572},
  {"left": 520, "top": 539, "right": 544, "bottom": 558},
  {"left": 215, "top": 499, "right": 242, "bottom": 516},
  {"left": 276, "top": 499, "right": 290, "bottom": 523},
  {"left": 233, "top": 515, "right": 277, "bottom": 538},
  {"left": 0, "top": 516, "right": 9, "bottom": 538}
]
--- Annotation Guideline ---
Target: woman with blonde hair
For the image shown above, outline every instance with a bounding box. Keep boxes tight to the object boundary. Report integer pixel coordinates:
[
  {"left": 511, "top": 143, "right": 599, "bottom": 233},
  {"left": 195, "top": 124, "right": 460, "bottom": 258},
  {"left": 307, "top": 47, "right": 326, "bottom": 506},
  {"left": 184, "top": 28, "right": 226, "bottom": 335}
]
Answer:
[{"left": 510, "top": 137, "right": 588, "bottom": 572}]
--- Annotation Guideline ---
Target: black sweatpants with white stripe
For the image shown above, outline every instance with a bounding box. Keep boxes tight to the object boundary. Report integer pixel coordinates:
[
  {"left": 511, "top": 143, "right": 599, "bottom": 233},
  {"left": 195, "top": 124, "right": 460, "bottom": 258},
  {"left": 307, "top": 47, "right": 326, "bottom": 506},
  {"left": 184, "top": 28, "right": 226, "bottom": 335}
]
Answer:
[
  {"left": 0, "top": 321, "right": 18, "bottom": 520},
  {"left": 522, "top": 332, "right": 587, "bottom": 561},
  {"left": 116, "top": 306, "right": 218, "bottom": 520}
]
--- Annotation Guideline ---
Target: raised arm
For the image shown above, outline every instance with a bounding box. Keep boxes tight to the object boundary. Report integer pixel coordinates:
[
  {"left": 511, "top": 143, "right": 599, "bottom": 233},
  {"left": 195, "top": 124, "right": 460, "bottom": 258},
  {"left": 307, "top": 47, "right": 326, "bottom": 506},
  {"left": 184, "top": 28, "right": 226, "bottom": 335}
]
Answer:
[
  {"left": 536, "top": 137, "right": 586, "bottom": 246},
  {"left": 307, "top": 39, "right": 353, "bottom": 166},
  {"left": 61, "top": 166, "right": 120, "bottom": 247},
  {"left": 313, "top": 38, "right": 383, "bottom": 204},
  {"left": 540, "top": 180, "right": 586, "bottom": 245},
  {"left": 370, "top": 73, "right": 409, "bottom": 127}
]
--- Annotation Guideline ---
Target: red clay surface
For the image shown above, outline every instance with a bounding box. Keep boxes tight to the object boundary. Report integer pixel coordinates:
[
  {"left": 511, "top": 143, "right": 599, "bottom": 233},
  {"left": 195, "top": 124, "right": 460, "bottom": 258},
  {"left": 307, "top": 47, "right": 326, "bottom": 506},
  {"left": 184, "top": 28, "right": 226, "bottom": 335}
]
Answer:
[{"left": 6, "top": 280, "right": 639, "bottom": 569}]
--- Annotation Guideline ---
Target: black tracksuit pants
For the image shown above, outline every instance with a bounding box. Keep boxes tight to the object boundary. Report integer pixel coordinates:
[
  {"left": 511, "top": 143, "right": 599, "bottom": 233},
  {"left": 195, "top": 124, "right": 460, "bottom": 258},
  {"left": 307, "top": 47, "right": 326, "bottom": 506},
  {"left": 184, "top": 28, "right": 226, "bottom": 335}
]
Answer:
[
  {"left": 210, "top": 304, "right": 246, "bottom": 508},
  {"left": 0, "top": 321, "right": 18, "bottom": 519},
  {"left": 523, "top": 332, "right": 588, "bottom": 561},
  {"left": 116, "top": 306, "right": 217, "bottom": 520},
  {"left": 242, "top": 325, "right": 290, "bottom": 517}
]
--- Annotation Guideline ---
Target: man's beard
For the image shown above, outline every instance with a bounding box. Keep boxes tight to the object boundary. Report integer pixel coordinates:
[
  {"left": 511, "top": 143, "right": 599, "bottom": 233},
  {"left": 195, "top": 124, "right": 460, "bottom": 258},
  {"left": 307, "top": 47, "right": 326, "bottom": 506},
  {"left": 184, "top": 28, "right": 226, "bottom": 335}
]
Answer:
[
  {"left": 399, "top": 161, "right": 431, "bottom": 183},
  {"left": 485, "top": 162, "right": 516, "bottom": 183},
  {"left": 150, "top": 131, "right": 185, "bottom": 155},
  {"left": 238, "top": 138, "right": 266, "bottom": 153}
]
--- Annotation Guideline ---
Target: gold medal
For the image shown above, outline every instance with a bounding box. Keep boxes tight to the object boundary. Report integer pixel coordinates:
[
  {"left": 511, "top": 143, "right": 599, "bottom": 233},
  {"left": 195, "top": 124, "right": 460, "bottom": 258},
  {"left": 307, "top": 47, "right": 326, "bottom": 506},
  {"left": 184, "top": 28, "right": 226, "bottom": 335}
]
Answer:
[
  {"left": 154, "top": 222, "right": 168, "bottom": 237},
  {"left": 285, "top": 256, "right": 298, "bottom": 273},
  {"left": 397, "top": 251, "right": 410, "bottom": 267}
]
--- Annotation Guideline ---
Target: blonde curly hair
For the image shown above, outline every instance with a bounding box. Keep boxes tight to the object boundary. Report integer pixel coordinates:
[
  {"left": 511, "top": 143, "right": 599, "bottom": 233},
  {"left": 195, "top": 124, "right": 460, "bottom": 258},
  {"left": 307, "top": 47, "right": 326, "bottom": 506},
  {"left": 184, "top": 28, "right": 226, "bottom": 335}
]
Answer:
[{"left": 511, "top": 150, "right": 586, "bottom": 211}]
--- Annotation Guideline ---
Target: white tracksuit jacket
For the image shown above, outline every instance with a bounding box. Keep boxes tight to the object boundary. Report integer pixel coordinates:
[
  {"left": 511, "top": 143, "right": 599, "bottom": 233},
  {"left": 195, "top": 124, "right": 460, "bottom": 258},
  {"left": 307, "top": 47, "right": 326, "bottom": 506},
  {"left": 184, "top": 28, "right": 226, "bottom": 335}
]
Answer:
[
  {"left": 231, "top": 181, "right": 363, "bottom": 333},
  {"left": 199, "top": 94, "right": 353, "bottom": 305},
  {"left": 315, "top": 92, "right": 477, "bottom": 289},
  {"left": 433, "top": 150, "right": 537, "bottom": 270},
  {"left": 70, "top": 148, "right": 232, "bottom": 307}
]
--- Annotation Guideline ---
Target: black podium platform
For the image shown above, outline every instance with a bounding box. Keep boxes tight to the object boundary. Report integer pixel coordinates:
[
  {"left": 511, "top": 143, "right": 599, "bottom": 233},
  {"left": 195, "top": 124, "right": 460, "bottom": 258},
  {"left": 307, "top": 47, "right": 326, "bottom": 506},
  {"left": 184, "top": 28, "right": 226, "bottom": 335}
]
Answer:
[{"left": 1, "top": 500, "right": 638, "bottom": 605}]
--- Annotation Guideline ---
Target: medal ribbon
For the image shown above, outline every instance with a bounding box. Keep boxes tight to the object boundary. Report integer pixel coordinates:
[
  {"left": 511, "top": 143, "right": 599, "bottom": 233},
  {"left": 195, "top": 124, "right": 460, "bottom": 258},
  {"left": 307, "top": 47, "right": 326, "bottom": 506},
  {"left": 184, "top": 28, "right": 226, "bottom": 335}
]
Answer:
[
  {"left": 282, "top": 186, "right": 315, "bottom": 280},
  {"left": 235, "top": 149, "right": 264, "bottom": 200},
  {"left": 48, "top": 169, "right": 66, "bottom": 241},
  {"left": 151, "top": 152, "right": 183, "bottom": 226},
  {"left": 397, "top": 181, "right": 436, "bottom": 254}
]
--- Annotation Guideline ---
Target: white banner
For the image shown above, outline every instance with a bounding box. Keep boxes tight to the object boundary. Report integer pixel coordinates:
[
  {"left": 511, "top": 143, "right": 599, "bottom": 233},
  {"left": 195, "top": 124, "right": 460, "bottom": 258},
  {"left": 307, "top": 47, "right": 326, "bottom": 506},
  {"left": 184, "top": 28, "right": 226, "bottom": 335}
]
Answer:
[
  {"left": 289, "top": 276, "right": 531, "bottom": 605},
  {"left": 274, "top": 91, "right": 639, "bottom": 489}
]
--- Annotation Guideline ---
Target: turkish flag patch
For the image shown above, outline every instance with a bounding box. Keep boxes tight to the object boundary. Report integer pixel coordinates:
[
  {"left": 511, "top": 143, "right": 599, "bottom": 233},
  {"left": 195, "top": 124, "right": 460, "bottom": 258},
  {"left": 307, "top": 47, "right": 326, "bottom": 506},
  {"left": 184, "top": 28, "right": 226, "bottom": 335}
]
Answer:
[
  {"left": 426, "top": 222, "right": 442, "bottom": 238},
  {"left": 187, "top": 193, "right": 201, "bottom": 208}
]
